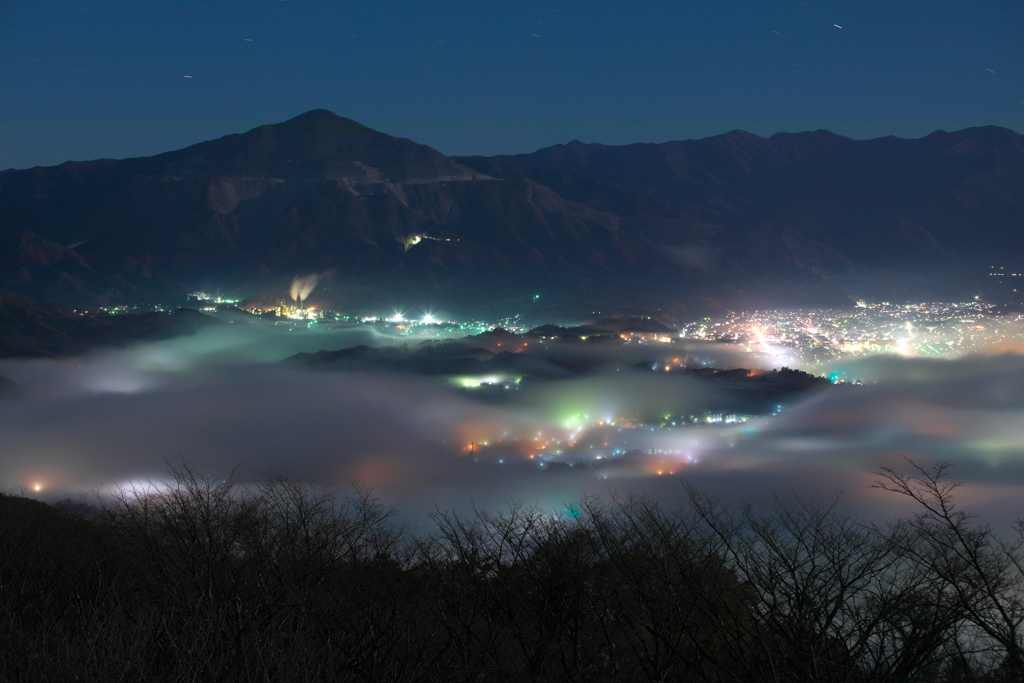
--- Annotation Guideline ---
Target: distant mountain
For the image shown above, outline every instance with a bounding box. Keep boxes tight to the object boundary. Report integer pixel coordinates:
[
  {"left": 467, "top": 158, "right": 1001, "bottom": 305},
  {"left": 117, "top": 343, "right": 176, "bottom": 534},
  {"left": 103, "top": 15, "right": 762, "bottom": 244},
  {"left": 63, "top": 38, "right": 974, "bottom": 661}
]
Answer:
[
  {"left": 125, "top": 109, "right": 485, "bottom": 183},
  {"left": 1, "top": 110, "right": 1021, "bottom": 317},
  {"left": 462, "top": 126, "right": 1024, "bottom": 271}
]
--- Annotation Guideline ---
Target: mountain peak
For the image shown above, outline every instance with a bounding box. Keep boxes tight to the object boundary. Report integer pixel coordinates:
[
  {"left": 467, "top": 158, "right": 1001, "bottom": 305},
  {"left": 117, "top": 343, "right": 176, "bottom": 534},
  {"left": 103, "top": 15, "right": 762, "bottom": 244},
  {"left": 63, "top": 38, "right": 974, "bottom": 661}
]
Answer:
[
  {"left": 714, "top": 129, "right": 764, "bottom": 142},
  {"left": 258, "top": 109, "right": 374, "bottom": 134},
  {"left": 137, "top": 109, "right": 480, "bottom": 183}
]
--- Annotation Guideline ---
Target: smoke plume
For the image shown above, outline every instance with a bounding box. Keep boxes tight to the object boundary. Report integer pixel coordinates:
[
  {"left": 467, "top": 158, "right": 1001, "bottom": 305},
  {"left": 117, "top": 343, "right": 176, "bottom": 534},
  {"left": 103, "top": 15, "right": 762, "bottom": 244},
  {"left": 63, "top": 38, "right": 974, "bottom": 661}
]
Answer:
[{"left": 290, "top": 273, "right": 322, "bottom": 305}]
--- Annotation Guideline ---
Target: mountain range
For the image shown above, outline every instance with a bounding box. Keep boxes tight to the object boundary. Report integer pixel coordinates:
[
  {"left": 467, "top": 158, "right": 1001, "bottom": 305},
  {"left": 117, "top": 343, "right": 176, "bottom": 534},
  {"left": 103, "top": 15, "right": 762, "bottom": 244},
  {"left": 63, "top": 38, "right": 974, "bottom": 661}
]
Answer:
[{"left": 1, "top": 109, "right": 1021, "bottom": 318}]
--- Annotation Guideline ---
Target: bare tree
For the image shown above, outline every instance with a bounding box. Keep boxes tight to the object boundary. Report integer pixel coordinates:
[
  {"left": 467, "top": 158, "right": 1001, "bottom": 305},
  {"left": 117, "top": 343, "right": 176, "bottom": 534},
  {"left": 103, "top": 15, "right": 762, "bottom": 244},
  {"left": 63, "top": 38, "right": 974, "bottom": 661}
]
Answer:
[
  {"left": 876, "top": 458, "right": 1024, "bottom": 679},
  {"left": 682, "top": 482, "right": 973, "bottom": 682},
  {"left": 5, "top": 459, "right": 1022, "bottom": 682},
  {"left": 579, "top": 491, "right": 755, "bottom": 682}
]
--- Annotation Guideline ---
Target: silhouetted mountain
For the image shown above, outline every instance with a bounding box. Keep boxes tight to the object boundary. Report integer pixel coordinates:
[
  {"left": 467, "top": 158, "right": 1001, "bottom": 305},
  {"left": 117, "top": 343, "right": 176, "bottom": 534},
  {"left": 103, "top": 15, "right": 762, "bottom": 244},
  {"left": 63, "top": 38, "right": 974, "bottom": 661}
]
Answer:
[
  {"left": 1, "top": 111, "right": 1021, "bottom": 317},
  {"left": 0, "top": 111, "right": 640, "bottom": 312},
  {"left": 467, "top": 125, "right": 1024, "bottom": 270},
  {"left": 127, "top": 109, "right": 485, "bottom": 183}
]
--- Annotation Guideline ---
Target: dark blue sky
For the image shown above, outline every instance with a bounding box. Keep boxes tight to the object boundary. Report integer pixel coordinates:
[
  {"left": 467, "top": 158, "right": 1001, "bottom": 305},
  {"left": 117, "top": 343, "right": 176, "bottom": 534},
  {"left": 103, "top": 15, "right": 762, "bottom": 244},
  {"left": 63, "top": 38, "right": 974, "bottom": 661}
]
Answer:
[{"left": 1, "top": 0, "right": 1021, "bottom": 170}]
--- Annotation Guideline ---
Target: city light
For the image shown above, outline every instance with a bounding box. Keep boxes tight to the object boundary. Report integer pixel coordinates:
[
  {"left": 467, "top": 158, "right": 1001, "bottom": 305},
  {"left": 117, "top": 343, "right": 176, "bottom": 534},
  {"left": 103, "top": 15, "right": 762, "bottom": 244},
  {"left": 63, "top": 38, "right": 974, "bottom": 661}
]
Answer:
[{"left": 679, "top": 300, "right": 1020, "bottom": 370}]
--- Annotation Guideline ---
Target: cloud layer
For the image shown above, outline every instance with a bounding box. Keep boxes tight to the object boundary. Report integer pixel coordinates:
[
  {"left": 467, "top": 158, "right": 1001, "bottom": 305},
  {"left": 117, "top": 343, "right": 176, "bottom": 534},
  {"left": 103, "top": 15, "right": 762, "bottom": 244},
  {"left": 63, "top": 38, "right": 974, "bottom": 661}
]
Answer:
[{"left": 2, "top": 322, "right": 1023, "bottom": 527}]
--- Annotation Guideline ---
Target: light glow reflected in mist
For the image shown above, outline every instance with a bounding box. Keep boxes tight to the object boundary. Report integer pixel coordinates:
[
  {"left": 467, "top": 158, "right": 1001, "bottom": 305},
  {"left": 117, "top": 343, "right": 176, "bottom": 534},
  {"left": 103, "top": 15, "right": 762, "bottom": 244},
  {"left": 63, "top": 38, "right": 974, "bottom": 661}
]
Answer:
[{"left": 1, "top": 313, "right": 1024, "bottom": 524}]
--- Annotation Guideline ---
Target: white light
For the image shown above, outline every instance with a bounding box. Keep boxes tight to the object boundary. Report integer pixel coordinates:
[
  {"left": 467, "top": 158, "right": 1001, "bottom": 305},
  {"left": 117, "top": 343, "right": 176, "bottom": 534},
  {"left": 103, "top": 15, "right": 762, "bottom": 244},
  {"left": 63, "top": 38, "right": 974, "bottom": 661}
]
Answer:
[{"left": 421, "top": 313, "right": 437, "bottom": 324}]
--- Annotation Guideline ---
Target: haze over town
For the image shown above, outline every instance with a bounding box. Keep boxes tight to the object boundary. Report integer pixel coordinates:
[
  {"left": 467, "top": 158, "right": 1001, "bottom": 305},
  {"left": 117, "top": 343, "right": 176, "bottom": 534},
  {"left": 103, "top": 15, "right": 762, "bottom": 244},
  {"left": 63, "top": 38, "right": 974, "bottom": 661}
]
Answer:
[{"left": 2, "top": 288, "right": 1023, "bottom": 527}]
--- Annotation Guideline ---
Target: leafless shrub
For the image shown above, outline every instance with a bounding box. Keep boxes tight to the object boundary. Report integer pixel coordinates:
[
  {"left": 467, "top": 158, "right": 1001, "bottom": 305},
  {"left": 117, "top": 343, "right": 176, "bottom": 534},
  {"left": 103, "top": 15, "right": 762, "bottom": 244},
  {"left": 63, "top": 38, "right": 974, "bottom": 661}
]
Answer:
[{"left": 1, "top": 459, "right": 1020, "bottom": 682}]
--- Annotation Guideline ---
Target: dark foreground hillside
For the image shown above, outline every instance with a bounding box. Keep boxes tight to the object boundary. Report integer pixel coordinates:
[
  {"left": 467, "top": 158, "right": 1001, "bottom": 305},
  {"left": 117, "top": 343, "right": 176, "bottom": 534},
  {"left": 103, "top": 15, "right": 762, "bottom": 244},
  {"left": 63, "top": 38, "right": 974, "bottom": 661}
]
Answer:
[{"left": 2, "top": 461, "right": 1022, "bottom": 682}]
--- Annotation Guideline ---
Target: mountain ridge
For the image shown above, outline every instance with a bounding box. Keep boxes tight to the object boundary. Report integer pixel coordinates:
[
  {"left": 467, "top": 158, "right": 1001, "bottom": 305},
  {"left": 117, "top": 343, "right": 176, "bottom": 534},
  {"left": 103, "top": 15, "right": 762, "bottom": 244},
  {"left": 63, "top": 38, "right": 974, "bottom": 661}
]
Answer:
[{"left": 1, "top": 110, "right": 1021, "bottom": 316}]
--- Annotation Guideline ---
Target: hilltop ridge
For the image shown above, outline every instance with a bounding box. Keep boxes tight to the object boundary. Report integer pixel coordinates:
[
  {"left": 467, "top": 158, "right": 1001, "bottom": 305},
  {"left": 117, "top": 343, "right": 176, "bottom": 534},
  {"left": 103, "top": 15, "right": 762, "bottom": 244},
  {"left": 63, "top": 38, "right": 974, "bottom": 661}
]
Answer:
[{"left": 1, "top": 110, "right": 1021, "bottom": 315}]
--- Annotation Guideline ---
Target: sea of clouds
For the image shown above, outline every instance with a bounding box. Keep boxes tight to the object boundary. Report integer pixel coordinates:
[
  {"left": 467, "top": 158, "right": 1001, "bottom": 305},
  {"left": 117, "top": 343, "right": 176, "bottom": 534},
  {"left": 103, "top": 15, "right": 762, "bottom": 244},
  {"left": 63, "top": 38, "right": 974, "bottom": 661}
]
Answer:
[{"left": 2, "top": 319, "right": 1022, "bottom": 528}]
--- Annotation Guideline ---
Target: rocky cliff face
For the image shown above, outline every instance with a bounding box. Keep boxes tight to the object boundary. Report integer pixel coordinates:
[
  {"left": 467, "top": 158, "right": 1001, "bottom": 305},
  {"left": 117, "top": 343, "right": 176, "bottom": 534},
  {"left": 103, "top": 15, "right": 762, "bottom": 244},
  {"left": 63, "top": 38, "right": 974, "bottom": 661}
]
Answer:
[{"left": 1, "top": 110, "right": 1020, "bottom": 315}]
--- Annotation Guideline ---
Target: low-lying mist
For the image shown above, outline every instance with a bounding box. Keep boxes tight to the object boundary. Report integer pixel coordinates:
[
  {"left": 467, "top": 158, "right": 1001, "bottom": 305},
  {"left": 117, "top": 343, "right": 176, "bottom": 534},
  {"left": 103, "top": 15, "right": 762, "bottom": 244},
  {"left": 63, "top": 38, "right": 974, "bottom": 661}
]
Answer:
[{"left": 2, "top": 320, "right": 1023, "bottom": 526}]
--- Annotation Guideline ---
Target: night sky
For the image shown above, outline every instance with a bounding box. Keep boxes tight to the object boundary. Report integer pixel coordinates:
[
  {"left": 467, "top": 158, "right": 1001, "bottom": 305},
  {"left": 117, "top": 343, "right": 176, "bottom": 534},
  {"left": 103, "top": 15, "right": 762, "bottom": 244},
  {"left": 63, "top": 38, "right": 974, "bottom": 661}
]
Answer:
[{"left": 1, "top": 0, "right": 1021, "bottom": 170}]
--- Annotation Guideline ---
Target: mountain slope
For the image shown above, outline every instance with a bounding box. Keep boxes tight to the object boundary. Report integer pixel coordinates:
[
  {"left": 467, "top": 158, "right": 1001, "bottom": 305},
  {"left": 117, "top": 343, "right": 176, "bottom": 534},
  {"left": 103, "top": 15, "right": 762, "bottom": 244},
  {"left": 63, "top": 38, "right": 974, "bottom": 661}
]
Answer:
[
  {"left": 0, "top": 111, "right": 647, "bottom": 310},
  {"left": 466, "top": 126, "right": 1024, "bottom": 266},
  {"left": 125, "top": 109, "right": 487, "bottom": 183},
  {"left": 1, "top": 111, "right": 1021, "bottom": 316}
]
